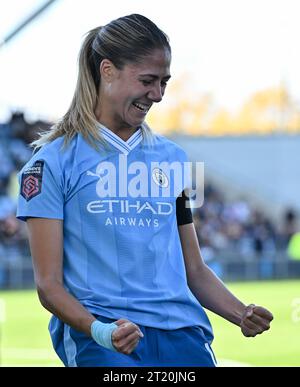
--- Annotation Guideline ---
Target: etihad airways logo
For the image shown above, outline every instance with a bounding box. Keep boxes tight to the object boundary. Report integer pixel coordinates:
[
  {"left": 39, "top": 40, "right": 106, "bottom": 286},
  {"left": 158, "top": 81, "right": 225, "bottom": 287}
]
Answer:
[
  {"left": 87, "top": 200, "right": 172, "bottom": 215},
  {"left": 86, "top": 156, "right": 204, "bottom": 227},
  {"left": 86, "top": 200, "right": 173, "bottom": 227},
  {"left": 87, "top": 199, "right": 173, "bottom": 227}
]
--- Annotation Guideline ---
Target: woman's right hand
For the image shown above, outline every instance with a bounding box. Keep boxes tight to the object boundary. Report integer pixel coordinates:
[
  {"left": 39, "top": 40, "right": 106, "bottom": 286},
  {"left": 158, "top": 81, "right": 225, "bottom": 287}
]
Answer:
[{"left": 112, "top": 318, "right": 144, "bottom": 354}]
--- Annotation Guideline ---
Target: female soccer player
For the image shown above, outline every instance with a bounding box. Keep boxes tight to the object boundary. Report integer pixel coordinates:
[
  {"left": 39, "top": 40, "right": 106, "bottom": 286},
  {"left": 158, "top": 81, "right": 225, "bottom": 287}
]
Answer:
[{"left": 17, "top": 14, "right": 273, "bottom": 367}]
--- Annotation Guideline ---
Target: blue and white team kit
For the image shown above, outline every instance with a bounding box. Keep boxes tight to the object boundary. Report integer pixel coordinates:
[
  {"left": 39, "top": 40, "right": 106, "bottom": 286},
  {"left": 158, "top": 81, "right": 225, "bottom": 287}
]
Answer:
[{"left": 17, "top": 124, "right": 216, "bottom": 367}]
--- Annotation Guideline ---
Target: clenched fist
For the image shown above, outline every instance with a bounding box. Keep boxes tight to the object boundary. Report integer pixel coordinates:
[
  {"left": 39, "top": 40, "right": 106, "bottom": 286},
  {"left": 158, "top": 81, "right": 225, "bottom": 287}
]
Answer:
[
  {"left": 241, "top": 304, "right": 273, "bottom": 337},
  {"left": 112, "top": 318, "right": 144, "bottom": 355}
]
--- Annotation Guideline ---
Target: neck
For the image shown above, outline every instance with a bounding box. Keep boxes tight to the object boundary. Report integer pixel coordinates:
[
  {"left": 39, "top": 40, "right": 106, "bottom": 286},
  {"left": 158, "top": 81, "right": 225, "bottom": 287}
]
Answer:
[
  {"left": 99, "top": 122, "right": 138, "bottom": 142},
  {"left": 95, "top": 106, "right": 138, "bottom": 142},
  {"left": 112, "top": 127, "right": 138, "bottom": 141}
]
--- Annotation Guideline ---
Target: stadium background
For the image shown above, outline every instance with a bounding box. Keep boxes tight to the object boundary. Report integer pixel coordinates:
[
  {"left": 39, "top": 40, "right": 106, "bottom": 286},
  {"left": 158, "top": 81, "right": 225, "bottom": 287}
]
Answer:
[{"left": 0, "top": 0, "right": 299, "bottom": 367}]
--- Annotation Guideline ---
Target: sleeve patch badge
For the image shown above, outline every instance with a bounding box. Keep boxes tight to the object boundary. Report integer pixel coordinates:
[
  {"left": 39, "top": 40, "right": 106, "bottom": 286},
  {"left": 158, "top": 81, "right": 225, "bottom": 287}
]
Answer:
[{"left": 21, "top": 160, "right": 44, "bottom": 201}]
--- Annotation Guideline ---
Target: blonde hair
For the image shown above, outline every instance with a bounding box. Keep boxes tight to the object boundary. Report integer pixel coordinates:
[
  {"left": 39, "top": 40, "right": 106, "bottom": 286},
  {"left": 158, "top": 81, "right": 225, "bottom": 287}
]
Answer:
[{"left": 32, "top": 14, "right": 171, "bottom": 151}]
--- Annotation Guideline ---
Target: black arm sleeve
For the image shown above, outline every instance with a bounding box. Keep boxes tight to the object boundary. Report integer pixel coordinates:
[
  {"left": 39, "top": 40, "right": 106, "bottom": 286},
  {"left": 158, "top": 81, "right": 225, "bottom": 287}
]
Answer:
[{"left": 176, "top": 190, "right": 193, "bottom": 226}]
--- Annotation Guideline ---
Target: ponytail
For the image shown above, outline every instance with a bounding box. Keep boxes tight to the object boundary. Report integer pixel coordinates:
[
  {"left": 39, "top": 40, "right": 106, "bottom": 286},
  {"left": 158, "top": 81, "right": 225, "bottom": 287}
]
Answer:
[{"left": 32, "top": 27, "right": 105, "bottom": 150}]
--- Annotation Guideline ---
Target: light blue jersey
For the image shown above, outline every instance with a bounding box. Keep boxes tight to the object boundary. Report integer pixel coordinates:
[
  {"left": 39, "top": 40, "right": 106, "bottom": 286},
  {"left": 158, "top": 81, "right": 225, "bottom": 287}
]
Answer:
[{"left": 17, "top": 124, "right": 213, "bottom": 340}]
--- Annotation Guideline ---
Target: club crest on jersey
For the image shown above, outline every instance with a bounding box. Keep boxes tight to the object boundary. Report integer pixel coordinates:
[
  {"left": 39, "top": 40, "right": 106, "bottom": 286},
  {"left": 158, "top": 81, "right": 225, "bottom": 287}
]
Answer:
[
  {"left": 152, "top": 168, "right": 169, "bottom": 188},
  {"left": 21, "top": 160, "right": 44, "bottom": 201}
]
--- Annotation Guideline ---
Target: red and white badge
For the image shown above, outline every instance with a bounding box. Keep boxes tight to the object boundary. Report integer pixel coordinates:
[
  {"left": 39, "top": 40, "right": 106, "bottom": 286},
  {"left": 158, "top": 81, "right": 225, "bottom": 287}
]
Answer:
[{"left": 21, "top": 160, "right": 44, "bottom": 201}]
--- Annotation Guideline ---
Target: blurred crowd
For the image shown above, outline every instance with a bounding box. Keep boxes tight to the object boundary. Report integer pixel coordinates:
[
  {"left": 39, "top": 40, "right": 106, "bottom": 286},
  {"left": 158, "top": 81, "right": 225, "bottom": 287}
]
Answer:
[
  {"left": 193, "top": 185, "right": 299, "bottom": 277},
  {"left": 0, "top": 111, "right": 299, "bottom": 287},
  {"left": 0, "top": 112, "right": 51, "bottom": 286}
]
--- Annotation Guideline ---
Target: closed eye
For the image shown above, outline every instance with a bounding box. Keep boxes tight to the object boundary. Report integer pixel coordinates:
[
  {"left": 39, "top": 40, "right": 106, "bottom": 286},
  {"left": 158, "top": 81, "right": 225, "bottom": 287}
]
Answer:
[
  {"left": 141, "top": 80, "right": 152, "bottom": 86},
  {"left": 141, "top": 80, "right": 168, "bottom": 87}
]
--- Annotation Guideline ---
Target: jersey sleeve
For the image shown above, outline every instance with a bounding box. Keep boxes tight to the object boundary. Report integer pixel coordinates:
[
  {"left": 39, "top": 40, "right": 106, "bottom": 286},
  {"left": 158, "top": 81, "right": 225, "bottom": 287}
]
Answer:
[{"left": 16, "top": 157, "right": 64, "bottom": 221}]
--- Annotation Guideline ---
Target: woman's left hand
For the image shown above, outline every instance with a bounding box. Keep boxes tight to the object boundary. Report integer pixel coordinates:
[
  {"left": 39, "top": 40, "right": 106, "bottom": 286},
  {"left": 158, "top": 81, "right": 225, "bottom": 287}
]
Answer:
[{"left": 240, "top": 304, "right": 274, "bottom": 337}]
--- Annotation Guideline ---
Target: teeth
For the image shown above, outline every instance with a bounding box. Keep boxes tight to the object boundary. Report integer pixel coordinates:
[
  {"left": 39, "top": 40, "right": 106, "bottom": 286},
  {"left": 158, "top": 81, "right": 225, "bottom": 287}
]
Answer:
[{"left": 133, "top": 102, "right": 149, "bottom": 111}]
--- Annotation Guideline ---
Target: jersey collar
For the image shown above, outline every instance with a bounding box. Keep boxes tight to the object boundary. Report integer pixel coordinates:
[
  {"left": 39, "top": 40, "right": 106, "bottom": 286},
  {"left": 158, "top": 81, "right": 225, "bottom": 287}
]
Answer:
[{"left": 97, "top": 123, "right": 143, "bottom": 155}]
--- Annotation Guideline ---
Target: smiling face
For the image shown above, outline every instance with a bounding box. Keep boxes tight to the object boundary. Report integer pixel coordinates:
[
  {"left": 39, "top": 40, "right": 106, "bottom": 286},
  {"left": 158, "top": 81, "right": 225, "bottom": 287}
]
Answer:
[{"left": 96, "top": 48, "right": 171, "bottom": 133}]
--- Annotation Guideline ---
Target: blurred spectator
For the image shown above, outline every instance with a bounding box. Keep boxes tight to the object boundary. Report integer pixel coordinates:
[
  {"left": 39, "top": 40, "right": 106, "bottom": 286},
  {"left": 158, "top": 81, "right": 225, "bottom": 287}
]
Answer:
[
  {"left": 280, "top": 209, "right": 298, "bottom": 248},
  {"left": 286, "top": 225, "right": 300, "bottom": 276},
  {"left": 287, "top": 232, "right": 300, "bottom": 261},
  {"left": 0, "top": 111, "right": 51, "bottom": 287},
  {"left": 25, "top": 120, "right": 50, "bottom": 144}
]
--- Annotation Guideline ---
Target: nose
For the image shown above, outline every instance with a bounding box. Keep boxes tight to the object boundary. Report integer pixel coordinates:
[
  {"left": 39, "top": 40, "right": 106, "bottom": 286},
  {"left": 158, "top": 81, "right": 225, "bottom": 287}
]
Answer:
[{"left": 148, "top": 84, "right": 163, "bottom": 103}]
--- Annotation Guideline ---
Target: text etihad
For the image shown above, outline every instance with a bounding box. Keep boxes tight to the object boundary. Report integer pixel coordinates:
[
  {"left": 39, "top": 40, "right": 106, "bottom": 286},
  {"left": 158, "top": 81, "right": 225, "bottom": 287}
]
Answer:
[{"left": 87, "top": 200, "right": 173, "bottom": 215}]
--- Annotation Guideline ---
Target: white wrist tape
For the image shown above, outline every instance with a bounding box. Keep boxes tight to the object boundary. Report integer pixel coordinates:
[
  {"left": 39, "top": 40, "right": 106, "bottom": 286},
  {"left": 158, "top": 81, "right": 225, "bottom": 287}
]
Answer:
[{"left": 91, "top": 320, "right": 118, "bottom": 351}]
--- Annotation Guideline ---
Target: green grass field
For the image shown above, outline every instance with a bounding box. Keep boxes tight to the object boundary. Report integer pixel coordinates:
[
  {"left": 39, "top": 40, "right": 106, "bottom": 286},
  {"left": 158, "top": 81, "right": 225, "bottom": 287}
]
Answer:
[{"left": 0, "top": 280, "right": 299, "bottom": 366}]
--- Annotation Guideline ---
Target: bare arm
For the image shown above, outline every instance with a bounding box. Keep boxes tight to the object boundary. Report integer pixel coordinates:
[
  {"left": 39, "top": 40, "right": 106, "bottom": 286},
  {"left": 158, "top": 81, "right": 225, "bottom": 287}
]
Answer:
[
  {"left": 27, "top": 218, "right": 142, "bottom": 352},
  {"left": 27, "top": 218, "right": 96, "bottom": 336},
  {"left": 179, "top": 223, "right": 273, "bottom": 335}
]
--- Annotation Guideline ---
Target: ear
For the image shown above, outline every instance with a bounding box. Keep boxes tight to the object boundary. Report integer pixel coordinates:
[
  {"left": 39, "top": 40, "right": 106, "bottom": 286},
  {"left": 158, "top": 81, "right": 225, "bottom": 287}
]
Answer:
[{"left": 99, "top": 59, "right": 117, "bottom": 82}]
